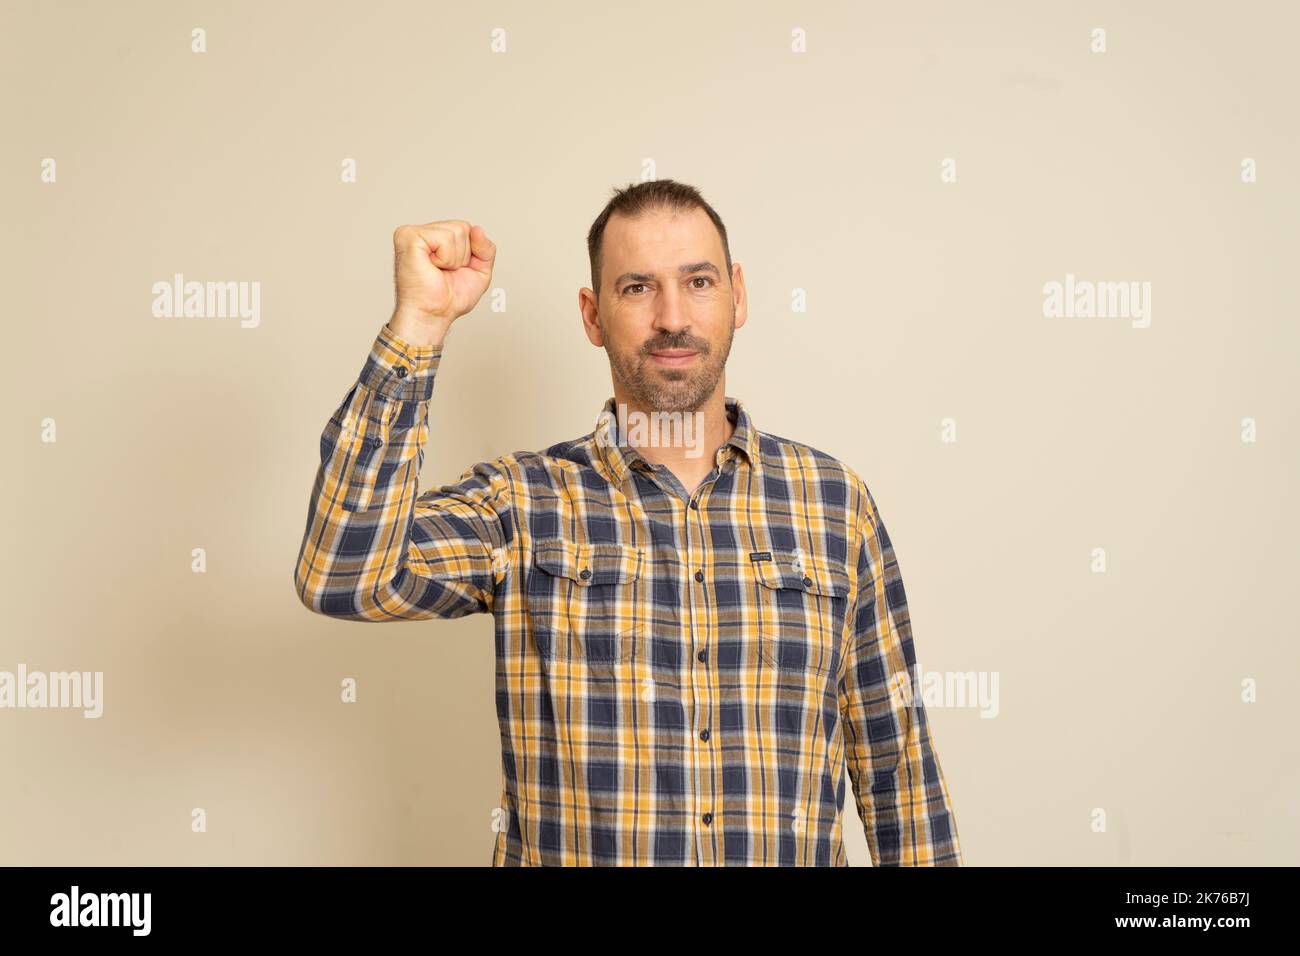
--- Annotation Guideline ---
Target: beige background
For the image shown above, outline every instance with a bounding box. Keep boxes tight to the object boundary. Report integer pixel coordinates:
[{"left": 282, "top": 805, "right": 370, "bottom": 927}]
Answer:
[{"left": 3, "top": 0, "right": 1297, "bottom": 865}]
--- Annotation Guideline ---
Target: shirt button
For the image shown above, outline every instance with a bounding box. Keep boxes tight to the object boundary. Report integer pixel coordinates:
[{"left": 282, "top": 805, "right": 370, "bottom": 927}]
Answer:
[
  {"left": 697, "top": 649, "right": 707, "bottom": 662},
  {"left": 701, "top": 812, "right": 713, "bottom": 825},
  {"left": 699, "top": 728, "right": 710, "bottom": 742},
  {"left": 694, "top": 570, "right": 704, "bottom": 582},
  {"left": 689, "top": 499, "right": 699, "bottom": 510},
  {"left": 579, "top": 568, "right": 592, "bottom": 580},
  {"left": 802, "top": 575, "right": 813, "bottom": 587},
  {"left": 394, "top": 365, "right": 408, "bottom": 378}
]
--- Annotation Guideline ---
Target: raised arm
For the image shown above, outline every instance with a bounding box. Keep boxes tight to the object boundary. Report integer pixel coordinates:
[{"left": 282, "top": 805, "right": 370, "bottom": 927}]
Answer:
[{"left": 293, "top": 221, "right": 511, "bottom": 622}]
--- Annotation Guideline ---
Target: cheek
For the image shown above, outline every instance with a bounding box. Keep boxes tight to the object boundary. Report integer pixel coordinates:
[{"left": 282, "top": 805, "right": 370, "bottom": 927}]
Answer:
[
  {"left": 607, "top": 330, "right": 645, "bottom": 366},
  {"left": 705, "top": 322, "right": 733, "bottom": 355}
]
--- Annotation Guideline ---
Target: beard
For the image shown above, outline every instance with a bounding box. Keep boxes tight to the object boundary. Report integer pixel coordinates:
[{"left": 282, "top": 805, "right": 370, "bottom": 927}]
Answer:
[{"left": 605, "top": 316, "right": 734, "bottom": 414}]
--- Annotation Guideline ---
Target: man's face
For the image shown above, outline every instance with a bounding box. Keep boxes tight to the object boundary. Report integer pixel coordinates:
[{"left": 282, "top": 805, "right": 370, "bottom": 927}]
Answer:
[{"left": 580, "top": 205, "right": 747, "bottom": 414}]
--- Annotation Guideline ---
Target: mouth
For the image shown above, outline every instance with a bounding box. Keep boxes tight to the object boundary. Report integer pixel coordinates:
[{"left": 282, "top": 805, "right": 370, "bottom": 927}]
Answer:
[{"left": 648, "top": 349, "right": 700, "bottom": 368}]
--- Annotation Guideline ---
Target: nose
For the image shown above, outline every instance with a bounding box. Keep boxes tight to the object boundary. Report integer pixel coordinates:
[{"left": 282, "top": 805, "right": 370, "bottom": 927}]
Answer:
[{"left": 651, "top": 284, "right": 690, "bottom": 336}]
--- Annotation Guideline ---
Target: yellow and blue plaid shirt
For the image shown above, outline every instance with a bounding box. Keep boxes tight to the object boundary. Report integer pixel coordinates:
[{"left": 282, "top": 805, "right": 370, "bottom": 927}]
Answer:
[{"left": 294, "top": 323, "right": 963, "bottom": 866}]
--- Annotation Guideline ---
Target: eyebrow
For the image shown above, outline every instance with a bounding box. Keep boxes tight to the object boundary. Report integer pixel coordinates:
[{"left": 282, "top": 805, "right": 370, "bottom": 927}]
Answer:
[{"left": 613, "top": 261, "right": 721, "bottom": 287}]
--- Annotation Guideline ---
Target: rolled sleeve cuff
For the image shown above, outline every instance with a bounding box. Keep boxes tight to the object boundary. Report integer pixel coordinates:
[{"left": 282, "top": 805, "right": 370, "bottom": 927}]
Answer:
[{"left": 360, "top": 323, "right": 443, "bottom": 401}]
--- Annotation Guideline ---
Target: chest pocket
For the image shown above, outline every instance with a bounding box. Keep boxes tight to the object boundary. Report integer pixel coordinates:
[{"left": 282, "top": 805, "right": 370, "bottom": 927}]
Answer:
[
  {"left": 526, "top": 538, "right": 646, "bottom": 664},
  {"left": 751, "top": 547, "right": 851, "bottom": 676}
]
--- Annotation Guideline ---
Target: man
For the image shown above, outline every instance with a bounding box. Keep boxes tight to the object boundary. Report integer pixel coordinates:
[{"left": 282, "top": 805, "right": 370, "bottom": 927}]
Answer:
[{"left": 294, "top": 179, "right": 963, "bottom": 867}]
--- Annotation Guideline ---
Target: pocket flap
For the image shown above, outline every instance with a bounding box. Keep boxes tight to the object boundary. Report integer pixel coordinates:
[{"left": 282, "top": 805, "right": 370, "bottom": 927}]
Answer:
[
  {"left": 751, "top": 546, "right": 850, "bottom": 598},
  {"left": 532, "top": 539, "right": 644, "bottom": 586}
]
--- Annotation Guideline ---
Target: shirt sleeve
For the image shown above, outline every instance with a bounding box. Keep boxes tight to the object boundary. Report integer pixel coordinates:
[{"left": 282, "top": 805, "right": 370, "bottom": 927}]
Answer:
[
  {"left": 293, "top": 323, "right": 513, "bottom": 622},
  {"left": 838, "top": 483, "right": 964, "bottom": 865}
]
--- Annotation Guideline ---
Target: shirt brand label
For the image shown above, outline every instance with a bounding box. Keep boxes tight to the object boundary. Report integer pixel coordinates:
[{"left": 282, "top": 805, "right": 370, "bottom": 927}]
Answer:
[{"left": 749, "top": 551, "right": 772, "bottom": 562}]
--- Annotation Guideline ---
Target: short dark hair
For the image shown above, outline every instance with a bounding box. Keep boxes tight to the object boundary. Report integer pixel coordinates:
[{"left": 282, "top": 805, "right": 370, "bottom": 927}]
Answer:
[{"left": 586, "top": 179, "right": 732, "bottom": 298}]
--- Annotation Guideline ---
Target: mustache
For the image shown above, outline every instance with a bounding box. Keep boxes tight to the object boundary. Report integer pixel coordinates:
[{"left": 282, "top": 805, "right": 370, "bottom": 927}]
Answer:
[{"left": 643, "top": 335, "right": 709, "bottom": 354}]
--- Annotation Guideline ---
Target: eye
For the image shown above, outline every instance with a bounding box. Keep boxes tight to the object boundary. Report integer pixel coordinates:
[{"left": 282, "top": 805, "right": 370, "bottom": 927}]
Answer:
[
  {"left": 624, "top": 283, "right": 647, "bottom": 295},
  {"left": 690, "top": 276, "right": 713, "bottom": 289}
]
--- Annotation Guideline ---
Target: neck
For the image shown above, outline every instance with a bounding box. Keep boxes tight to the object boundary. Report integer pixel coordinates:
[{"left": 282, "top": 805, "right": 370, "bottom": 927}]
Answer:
[{"left": 608, "top": 384, "right": 734, "bottom": 471}]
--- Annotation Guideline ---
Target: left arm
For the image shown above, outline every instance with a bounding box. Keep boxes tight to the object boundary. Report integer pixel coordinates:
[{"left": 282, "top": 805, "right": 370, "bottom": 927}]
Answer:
[{"left": 839, "top": 485, "right": 964, "bottom": 866}]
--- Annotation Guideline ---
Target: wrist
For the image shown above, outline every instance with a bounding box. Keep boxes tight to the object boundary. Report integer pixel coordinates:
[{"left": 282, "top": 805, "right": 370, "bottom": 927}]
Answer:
[{"left": 387, "top": 307, "right": 452, "bottom": 349}]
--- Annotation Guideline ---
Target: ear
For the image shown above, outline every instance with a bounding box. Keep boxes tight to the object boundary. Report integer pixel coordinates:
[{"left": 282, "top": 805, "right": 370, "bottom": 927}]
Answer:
[
  {"left": 731, "top": 262, "right": 748, "bottom": 332},
  {"left": 579, "top": 287, "right": 604, "bottom": 346}
]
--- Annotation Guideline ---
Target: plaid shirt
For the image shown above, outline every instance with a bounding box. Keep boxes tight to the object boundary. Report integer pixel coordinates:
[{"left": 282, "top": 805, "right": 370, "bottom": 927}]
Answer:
[{"left": 294, "top": 323, "right": 963, "bottom": 866}]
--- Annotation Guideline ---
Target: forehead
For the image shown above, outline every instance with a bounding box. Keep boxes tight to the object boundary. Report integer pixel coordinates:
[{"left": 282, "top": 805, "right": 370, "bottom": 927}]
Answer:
[{"left": 601, "top": 206, "right": 722, "bottom": 271}]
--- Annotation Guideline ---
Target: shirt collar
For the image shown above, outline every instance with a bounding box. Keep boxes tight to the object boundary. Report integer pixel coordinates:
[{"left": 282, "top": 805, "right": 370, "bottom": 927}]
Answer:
[{"left": 593, "top": 395, "right": 760, "bottom": 487}]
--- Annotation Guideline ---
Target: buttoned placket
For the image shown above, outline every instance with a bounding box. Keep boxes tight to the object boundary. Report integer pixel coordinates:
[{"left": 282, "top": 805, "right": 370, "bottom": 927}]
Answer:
[
  {"left": 617, "top": 434, "right": 742, "bottom": 866},
  {"left": 664, "top": 447, "right": 735, "bottom": 866},
  {"left": 690, "top": 448, "right": 727, "bottom": 865}
]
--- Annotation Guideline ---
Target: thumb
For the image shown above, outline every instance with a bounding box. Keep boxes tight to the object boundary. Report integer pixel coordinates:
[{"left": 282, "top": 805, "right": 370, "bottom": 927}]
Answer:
[{"left": 467, "top": 224, "right": 496, "bottom": 274}]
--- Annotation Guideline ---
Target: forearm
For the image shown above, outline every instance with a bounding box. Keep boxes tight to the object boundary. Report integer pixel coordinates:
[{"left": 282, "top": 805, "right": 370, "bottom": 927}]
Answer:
[
  {"left": 841, "top": 486, "right": 964, "bottom": 866},
  {"left": 844, "top": 687, "right": 964, "bottom": 866},
  {"left": 293, "top": 324, "right": 480, "bottom": 621}
]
